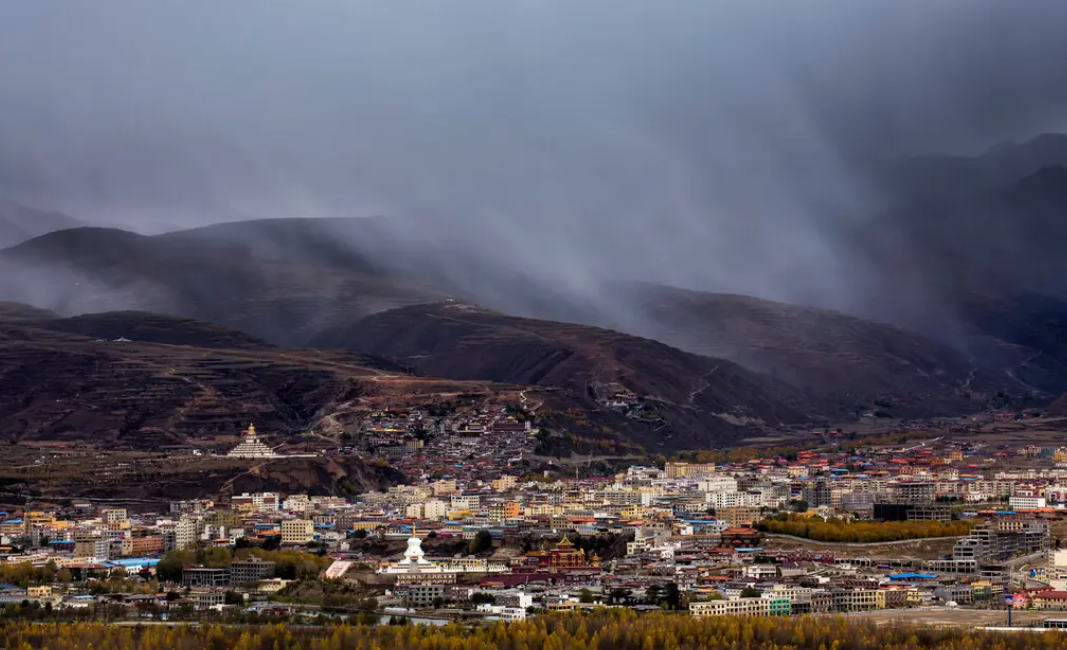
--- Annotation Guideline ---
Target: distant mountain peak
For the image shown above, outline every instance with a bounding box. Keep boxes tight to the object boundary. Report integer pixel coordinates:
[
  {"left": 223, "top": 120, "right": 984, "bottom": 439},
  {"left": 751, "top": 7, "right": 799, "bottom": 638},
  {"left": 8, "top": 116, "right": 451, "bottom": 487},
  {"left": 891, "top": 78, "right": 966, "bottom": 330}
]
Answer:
[
  {"left": 0, "top": 197, "right": 84, "bottom": 250},
  {"left": 1026, "top": 132, "right": 1067, "bottom": 147},
  {"left": 1010, "top": 165, "right": 1067, "bottom": 197},
  {"left": 1025, "top": 164, "right": 1067, "bottom": 182}
]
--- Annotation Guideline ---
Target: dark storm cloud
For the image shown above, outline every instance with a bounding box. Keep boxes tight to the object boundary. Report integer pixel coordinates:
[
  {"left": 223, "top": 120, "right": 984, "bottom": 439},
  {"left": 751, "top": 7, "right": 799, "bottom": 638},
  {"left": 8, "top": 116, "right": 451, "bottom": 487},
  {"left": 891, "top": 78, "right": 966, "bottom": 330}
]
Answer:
[{"left": 2, "top": 0, "right": 1067, "bottom": 318}]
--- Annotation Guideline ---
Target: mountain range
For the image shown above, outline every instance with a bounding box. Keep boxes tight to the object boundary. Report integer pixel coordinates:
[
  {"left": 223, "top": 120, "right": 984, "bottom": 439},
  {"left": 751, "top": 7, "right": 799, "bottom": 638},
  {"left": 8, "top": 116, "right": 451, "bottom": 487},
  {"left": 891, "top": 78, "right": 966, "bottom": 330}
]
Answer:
[{"left": 3, "top": 135, "right": 1067, "bottom": 451}]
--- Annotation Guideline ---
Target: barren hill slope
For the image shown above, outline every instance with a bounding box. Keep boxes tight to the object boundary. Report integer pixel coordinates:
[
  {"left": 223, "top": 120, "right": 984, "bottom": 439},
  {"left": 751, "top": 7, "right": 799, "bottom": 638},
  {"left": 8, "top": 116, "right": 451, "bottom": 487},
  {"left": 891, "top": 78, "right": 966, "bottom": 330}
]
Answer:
[
  {"left": 0, "top": 311, "right": 696, "bottom": 452},
  {"left": 34, "top": 311, "right": 276, "bottom": 350},
  {"left": 0, "top": 317, "right": 535, "bottom": 449},
  {"left": 1050, "top": 393, "right": 1067, "bottom": 416},
  {"left": 609, "top": 285, "right": 989, "bottom": 416},
  {"left": 0, "top": 302, "right": 59, "bottom": 323},
  {"left": 312, "top": 301, "right": 815, "bottom": 449}
]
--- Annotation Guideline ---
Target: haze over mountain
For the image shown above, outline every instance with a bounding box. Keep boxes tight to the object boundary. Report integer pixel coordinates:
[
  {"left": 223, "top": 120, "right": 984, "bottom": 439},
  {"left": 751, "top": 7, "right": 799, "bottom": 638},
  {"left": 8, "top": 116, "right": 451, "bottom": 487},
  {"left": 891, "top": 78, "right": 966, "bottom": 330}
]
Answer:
[
  {"left": 0, "top": 198, "right": 81, "bottom": 249},
  {"left": 2, "top": 2, "right": 1067, "bottom": 450},
  {"left": 4, "top": 2, "right": 1067, "bottom": 321},
  {"left": 0, "top": 220, "right": 1055, "bottom": 422}
]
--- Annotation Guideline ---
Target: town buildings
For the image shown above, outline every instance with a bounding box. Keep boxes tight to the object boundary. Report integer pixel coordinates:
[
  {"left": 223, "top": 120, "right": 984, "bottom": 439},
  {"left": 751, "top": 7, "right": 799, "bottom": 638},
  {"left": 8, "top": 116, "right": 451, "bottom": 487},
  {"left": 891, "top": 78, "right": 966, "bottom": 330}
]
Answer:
[{"left": 5, "top": 430, "right": 1067, "bottom": 622}]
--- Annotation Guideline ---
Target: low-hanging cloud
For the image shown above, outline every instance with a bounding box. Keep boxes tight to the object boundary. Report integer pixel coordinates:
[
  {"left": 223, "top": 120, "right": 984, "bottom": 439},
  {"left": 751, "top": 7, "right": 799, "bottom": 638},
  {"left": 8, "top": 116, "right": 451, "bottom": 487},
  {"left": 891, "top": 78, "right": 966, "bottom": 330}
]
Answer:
[{"left": 2, "top": 0, "right": 1067, "bottom": 327}]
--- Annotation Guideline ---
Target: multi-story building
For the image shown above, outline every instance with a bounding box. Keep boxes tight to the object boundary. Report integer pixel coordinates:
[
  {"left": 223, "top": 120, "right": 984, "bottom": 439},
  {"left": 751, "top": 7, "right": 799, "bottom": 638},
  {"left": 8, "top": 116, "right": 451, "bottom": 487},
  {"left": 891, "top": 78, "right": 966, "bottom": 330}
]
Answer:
[
  {"left": 232, "top": 492, "right": 281, "bottom": 513},
  {"left": 161, "top": 530, "right": 178, "bottom": 552},
  {"left": 717, "top": 506, "right": 762, "bottom": 528},
  {"left": 195, "top": 590, "right": 226, "bottom": 610},
  {"left": 666, "top": 463, "right": 718, "bottom": 479},
  {"left": 706, "top": 491, "right": 762, "bottom": 510},
  {"left": 281, "top": 519, "right": 314, "bottom": 545},
  {"left": 424, "top": 499, "right": 450, "bottom": 520},
  {"left": 690, "top": 596, "right": 789, "bottom": 617},
  {"left": 1009, "top": 496, "right": 1047, "bottom": 510},
  {"left": 120, "top": 535, "right": 165, "bottom": 556},
  {"left": 486, "top": 502, "right": 521, "bottom": 522},
  {"left": 802, "top": 480, "right": 833, "bottom": 508},
  {"left": 231, "top": 557, "right": 275, "bottom": 584},
  {"left": 100, "top": 508, "right": 128, "bottom": 523},
  {"left": 170, "top": 499, "right": 214, "bottom": 515},
  {"left": 450, "top": 495, "right": 480, "bottom": 512},
  {"left": 283, "top": 495, "right": 311, "bottom": 513},
  {"left": 890, "top": 482, "right": 937, "bottom": 504},
  {"left": 873, "top": 503, "right": 952, "bottom": 523},
  {"left": 183, "top": 566, "right": 230, "bottom": 588},
  {"left": 697, "top": 476, "right": 739, "bottom": 493},
  {"left": 74, "top": 536, "right": 110, "bottom": 561},
  {"left": 399, "top": 584, "right": 447, "bottom": 607},
  {"left": 831, "top": 589, "right": 885, "bottom": 612},
  {"left": 433, "top": 480, "right": 458, "bottom": 496},
  {"left": 926, "top": 520, "right": 1048, "bottom": 584},
  {"left": 600, "top": 490, "right": 643, "bottom": 507},
  {"left": 967, "top": 480, "right": 1013, "bottom": 500},
  {"left": 934, "top": 584, "right": 974, "bottom": 605},
  {"left": 25, "top": 511, "right": 58, "bottom": 531},
  {"left": 175, "top": 517, "right": 198, "bottom": 551},
  {"left": 491, "top": 475, "right": 518, "bottom": 492}
]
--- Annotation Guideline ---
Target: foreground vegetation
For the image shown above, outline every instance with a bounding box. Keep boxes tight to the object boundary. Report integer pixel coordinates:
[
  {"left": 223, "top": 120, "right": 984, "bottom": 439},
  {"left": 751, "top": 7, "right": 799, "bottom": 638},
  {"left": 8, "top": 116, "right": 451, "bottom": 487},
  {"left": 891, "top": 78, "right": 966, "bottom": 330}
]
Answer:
[
  {"left": 4, "top": 610, "right": 1067, "bottom": 650},
  {"left": 757, "top": 513, "right": 976, "bottom": 543}
]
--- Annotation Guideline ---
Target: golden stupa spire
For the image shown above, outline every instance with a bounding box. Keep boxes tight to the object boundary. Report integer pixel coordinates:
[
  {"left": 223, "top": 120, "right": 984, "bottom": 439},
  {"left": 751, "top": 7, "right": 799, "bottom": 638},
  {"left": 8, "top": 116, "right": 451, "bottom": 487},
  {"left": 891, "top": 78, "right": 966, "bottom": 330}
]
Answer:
[{"left": 247, "top": 423, "right": 256, "bottom": 436}]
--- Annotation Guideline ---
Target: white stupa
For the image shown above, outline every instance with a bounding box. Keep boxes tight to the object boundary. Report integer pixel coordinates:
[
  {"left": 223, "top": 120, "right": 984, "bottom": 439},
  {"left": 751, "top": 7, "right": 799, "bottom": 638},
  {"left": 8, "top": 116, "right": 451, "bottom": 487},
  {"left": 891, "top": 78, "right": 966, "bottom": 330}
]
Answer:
[
  {"left": 378, "top": 527, "right": 509, "bottom": 577},
  {"left": 401, "top": 527, "right": 437, "bottom": 572},
  {"left": 227, "top": 424, "right": 279, "bottom": 459},
  {"left": 380, "top": 527, "right": 439, "bottom": 574}
]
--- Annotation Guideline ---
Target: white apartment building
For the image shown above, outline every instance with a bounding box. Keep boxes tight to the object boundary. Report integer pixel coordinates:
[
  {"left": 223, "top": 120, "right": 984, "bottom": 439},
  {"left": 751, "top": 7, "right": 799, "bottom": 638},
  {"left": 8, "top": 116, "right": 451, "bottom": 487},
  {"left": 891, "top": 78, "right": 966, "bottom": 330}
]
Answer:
[
  {"left": 450, "top": 495, "right": 480, "bottom": 511},
  {"left": 697, "top": 476, "right": 739, "bottom": 493},
  {"left": 232, "top": 492, "right": 281, "bottom": 512},
  {"left": 491, "top": 475, "right": 518, "bottom": 491},
  {"left": 690, "top": 597, "right": 771, "bottom": 617},
  {"left": 1009, "top": 496, "right": 1047, "bottom": 510},
  {"left": 424, "top": 499, "right": 449, "bottom": 520},
  {"left": 476, "top": 604, "right": 527, "bottom": 622},
  {"left": 706, "top": 491, "right": 762, "bottom": 509},
  {"left": 433, "top": 479, "right": 459, "bottom": 496},
  {"left": 283, "top": 495, "right": 311, "bottom": 513},
  {"left": 175, "top": 517, "right": 198, "bottom": 551}
]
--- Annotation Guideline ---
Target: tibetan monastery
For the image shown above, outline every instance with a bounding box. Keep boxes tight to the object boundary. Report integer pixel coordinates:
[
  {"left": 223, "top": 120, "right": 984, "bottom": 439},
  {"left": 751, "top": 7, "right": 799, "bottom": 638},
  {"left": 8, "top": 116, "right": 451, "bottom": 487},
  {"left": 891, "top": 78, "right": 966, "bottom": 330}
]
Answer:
[{"left": 512, "top": 534, "right": 602, "bottom": 572}]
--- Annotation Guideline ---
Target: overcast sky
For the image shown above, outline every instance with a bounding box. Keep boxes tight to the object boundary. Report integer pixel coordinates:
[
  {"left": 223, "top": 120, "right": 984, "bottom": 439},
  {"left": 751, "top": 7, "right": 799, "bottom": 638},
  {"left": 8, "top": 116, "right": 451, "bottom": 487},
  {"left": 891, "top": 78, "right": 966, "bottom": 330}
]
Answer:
[{"left": 2, "top": 1, "right": 1067, "bottom": 310}]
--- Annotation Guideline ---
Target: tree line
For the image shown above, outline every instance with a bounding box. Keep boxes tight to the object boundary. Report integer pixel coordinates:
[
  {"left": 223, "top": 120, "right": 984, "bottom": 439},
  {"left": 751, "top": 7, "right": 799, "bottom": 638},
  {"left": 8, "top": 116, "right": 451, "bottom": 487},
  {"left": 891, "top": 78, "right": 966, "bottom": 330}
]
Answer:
[
  {"left": 3, "top": 610, "right": 1067, "bottom": 650},
  {"left": 757, "top": 513, "right": 976, "bottom": 543}
]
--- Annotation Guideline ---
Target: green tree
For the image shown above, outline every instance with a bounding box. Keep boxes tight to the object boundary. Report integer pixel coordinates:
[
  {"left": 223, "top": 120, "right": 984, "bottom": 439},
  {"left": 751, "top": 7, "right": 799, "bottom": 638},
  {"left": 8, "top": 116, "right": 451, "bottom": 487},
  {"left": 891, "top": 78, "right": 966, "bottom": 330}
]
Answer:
[
  {"left": 471, "top": 592, "right": 497, "bottom": 605},
  {"left": 156, "top": 550, "right": 194, "bottom": 583},
  {"left": 468, "top": 530, "right": 493, "bottom": 554},
  {"left": 664, "top": 583, "right": 681, "bottom": 610},
  {"left": 224, "top": 590, "right": 244, "bottom": 605}
]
